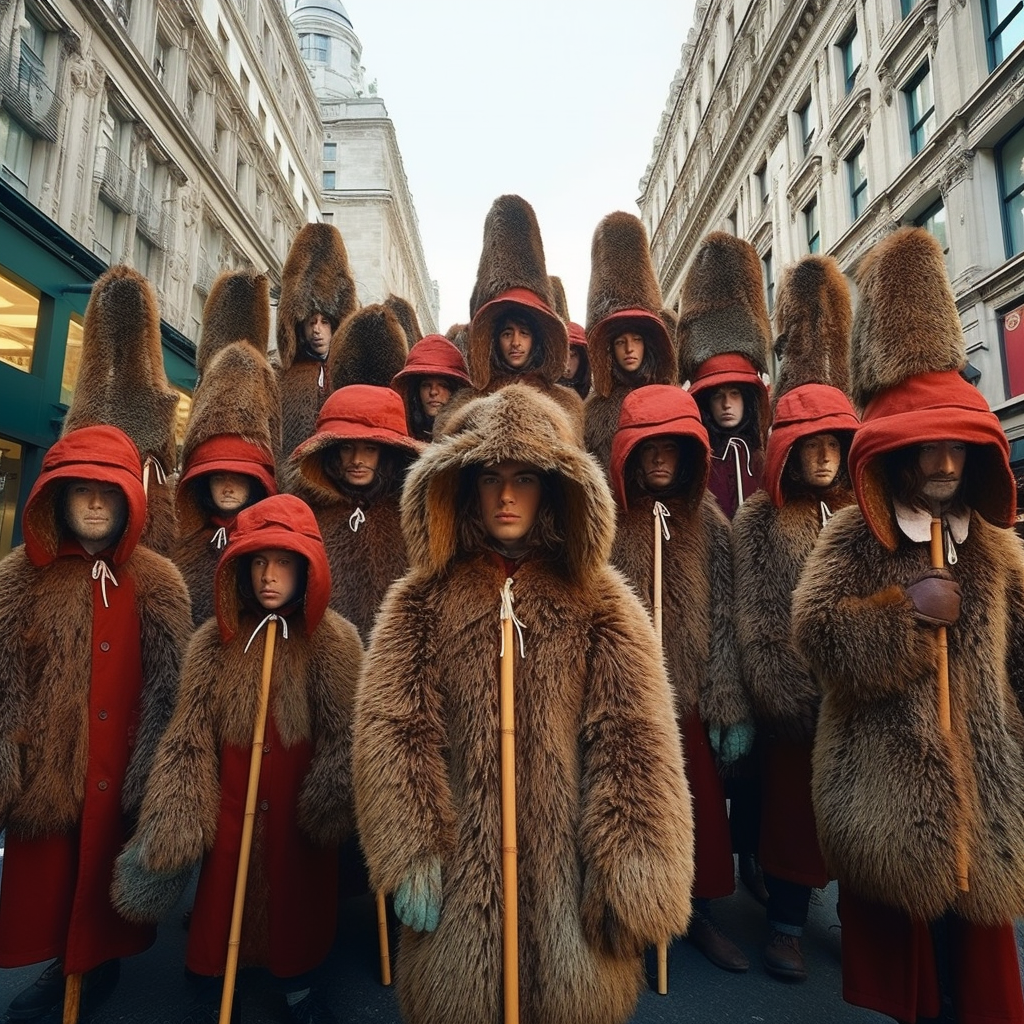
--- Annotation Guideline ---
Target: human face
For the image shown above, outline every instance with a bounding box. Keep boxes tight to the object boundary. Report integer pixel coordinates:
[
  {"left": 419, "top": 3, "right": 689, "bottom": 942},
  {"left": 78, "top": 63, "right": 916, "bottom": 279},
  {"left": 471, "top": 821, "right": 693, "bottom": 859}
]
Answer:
[
  {"left": 709, "top": 386, "right": 744, "bottom": 430},
  {"left": 250, "top": 548, "right": 301, "bottom": 610},
  {"left": 613, "top": 332, "right": 645, "bottom": 373},
  {"left": 564, "top": 348, "right": 581, "bottom": 379},
  {"left": 65, "top": 478, "right": 128, "bottom": 554},
  {"left": 418, "top": 376, "right": 453, "bottom": 419},
  {"left": 335, "top": 440, "right": 380, "bottom": 488},
  {"left": 476, "top": 461, "right": 544, "bottom": 558},
  {"left": 498, "top": 321, "right": 533, "bottom": 369},
  {"left": 302, "top": 312, "right": 333, "bottom": 359},
  {"left": 639, "top": 438, "right": 680, "bottom": 492},
  {"left": 797, "top": 433, "right": 841, "bottom": 490},
  {"left": 917, "top": 440, "right": 967, "bottom": 508},
  {"left": 209, "top": 471, "right": 252, "bottom": 513}
]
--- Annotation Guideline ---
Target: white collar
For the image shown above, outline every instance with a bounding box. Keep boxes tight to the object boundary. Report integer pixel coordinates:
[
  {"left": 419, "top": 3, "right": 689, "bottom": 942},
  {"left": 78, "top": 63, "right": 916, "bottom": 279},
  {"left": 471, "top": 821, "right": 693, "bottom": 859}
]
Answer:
[{"left": 892, "top": 499, "right": 970, "bottom": 545}]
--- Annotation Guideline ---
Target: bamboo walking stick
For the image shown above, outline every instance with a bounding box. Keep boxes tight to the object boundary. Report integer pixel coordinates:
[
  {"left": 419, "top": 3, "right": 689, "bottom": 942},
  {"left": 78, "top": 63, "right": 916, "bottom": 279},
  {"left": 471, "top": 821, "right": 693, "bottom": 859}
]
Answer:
[
  {"left": 376, "top": 890, "right": 392, "bottom": 986},
  {"left": 499, "top": 580, "right": 520, "bottom": 1024},
  {"left": 652, "top": 501, "right": 669, "bottom": 996},
  {"left": 62, "top": 973, "right": 82, "bottom": 1024},
  {"left": 219, "top": 616, "right": 278, "bottom": 1024},
  {"left": 929, "top": 518, "right": 970, "bottom": 892}
]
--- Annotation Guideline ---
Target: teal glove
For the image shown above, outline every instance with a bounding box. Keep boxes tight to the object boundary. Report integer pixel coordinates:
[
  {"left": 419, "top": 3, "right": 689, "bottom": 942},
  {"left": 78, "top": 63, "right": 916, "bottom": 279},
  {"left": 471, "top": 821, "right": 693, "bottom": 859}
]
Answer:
[
  {"left": 394, "top": 857, "right": 442, "bottom": 933},
  {"left": 708, "top": 721, "right": 755, "bottom": 765}
]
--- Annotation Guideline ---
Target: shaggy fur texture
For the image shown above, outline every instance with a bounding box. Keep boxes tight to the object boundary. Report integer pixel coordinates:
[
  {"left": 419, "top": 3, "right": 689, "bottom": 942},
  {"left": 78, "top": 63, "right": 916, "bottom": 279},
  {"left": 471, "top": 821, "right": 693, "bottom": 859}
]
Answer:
[
  {"left": 276, "top": 224, "right": 357, "bottom": 372},
  {"left": 328, "top": 303, "right": 410, "bottom": 390},
  {"left": 279, "top": 360, "right": 327, "bottom": 464},
  {"left": 676, "top": 232, "right": 771, "bottom": 382},
  {"left": 773, "top": 256, "right": 852, "bottom": 409},
  {"left": 170, "top": 531, "right": 220, "bottom": 628},
  {"left": 445, "top": 322, "right": 470, "bottom": 361},
  {"left": 384, "top": 294, "right": 423, "bottom": 347},
  {"left": 732, "top": 487, "right": 855, "bottom": 737},
  {"left": 792, "top": 506, "right": 1024, "bottom": 923},
  {"left": 355, "top": 385, "right": 694, "bottom": 1024},
  {"left": 549, "top": 274, "right": 570, "bottom": 320},
  {"left": 196, "top": 270, "right": 271, "bottom": 378},
  {"left": 62, "top": 266, "right": 180, "bottom": 554},
  {"left": 0, "top": 546, "right": 191, "bottom": 834},
  {"left": 612, "top": 491, "right": 746, "bottom": 726},
  {"left": 584, "top": 385, "right": 633, "bottom": 474},
  {"left": 585, "top": 212, "right": 664, "bottom": 327},
  {"left": 850, "top": 228, "right": 965, "bottom": 410}
]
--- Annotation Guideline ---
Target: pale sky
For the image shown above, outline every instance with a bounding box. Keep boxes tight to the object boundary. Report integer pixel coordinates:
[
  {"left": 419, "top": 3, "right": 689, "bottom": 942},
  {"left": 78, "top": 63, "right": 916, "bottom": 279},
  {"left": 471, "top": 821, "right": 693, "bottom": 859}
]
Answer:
[{"left": 344, "top": 0, "right": 698, "bottom": 333}]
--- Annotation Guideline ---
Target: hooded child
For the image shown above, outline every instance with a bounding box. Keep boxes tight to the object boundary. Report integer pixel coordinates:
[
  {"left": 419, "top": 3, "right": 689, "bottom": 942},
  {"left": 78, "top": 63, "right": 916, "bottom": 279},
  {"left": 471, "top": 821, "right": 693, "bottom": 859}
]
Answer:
[
  {"left": 354, "top": 383, "right": 694, "bottom": 1024},
  {"left": 582, "top": 212, "right": 679, "bottom": 473},
  {"left": 113, "top": 493, "right": 362, "bottom": 1024},
  {"left": 172, "top": 269, "right": 280, "bottom": 626},
  {"left": 391, "top": 334, "right": 471, "bottom": 442},
  {"left": 792, "top": 228, "right": 1024, "bottom": 1024},
  {"left": 609, "top": 383, "right": 752, "bottom": 973},
  {"left": 0, "top": 425, "right": 192, "bottom": 1021},
  {"left": 731, "top": 255, "right": 859, "bottom": 983}
]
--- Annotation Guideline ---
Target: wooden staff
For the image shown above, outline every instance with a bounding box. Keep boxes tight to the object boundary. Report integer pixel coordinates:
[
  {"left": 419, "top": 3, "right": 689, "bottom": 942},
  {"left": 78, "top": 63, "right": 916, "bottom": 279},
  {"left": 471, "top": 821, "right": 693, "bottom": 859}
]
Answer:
[
  {"left": 500, "top": 590, "right": 519, "bottom": 1024},
  {"left": 219, "top": 616, "right": 278, "bottom": 1024},
  {"left": 376, "top": 890, "right": 392, "bottom": 986},
  {"left": 62, "top": 973, "right": 82, "bottom": 1024},
  {"left": 929, "top": 518, "right": 970, "bottom": 892},
  {"left": 652, "top": 503, "right": 668, "bottom": 995}
]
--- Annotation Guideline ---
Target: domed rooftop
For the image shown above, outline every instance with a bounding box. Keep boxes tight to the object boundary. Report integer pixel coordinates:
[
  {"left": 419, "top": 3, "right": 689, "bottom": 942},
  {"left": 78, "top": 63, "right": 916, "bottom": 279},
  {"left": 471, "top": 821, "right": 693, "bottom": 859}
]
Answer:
[{"left": 289, "top": 0, "right": 353, "bottom": 30}]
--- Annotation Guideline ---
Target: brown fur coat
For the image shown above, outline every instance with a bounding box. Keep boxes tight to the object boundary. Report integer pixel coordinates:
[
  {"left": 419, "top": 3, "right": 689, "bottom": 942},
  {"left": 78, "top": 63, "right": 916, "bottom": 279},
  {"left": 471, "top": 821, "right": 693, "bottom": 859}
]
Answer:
[
  {"left": 279, "top": 360, "right": 329, "bottom": 465},
  {"left": 792, "top": 506, "right": 1024, "bottom": 923},
  {"left": 584, "top": 385, "right": 632, "bottom": 474},
  {"left": 354, "top": 385, "right": 693, "bottom": 1024}
]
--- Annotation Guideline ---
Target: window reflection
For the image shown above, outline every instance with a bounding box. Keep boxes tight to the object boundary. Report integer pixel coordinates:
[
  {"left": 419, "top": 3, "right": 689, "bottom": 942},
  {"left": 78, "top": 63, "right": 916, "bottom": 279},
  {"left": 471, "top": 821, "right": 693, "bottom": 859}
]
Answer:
[{"left": 0, "top": 271, "right": 39, "bottom": 373}]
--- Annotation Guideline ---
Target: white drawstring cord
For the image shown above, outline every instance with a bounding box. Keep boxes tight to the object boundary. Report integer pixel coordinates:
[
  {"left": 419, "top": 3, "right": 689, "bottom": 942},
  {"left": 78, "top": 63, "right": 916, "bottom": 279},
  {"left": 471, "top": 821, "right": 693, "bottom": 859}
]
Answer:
[
  {"left": 499, "top": 577, "right": 526, "bottom": 659},
  {"left": 819, "top": 501, "right": 834, "bottom": 529},
  {"left": 348, "top": 507, "right": 366, "bottom": 533},
  {"left": 141, "top": 456, "right": 167, "bottom": 495},
  {"left": 653, "top": 500, "right": 672, "bottom": 541},
  {"left": 92, "top": 559, "right": 118, "bottom": 609},
  {"left": 210, "top": 526, "right": 229, "bottom": 550},
  {"left": 718, "top": 437, "right": 753, "bottom": 507},
  {"left": 244, "top": 612, "right": 289, "bottom": 653},
  {"left": 944, "top": 520, "right": 958, "bottom": 566},
  {"left": 318, "top": 364, "right": 325, "bottom": 389}
]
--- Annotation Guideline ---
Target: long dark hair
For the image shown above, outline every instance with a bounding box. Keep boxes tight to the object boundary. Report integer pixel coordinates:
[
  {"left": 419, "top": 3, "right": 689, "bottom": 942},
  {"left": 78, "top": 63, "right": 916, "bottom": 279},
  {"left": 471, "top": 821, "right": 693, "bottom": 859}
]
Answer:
[
  {"left": 490, "top": 311, "right": 545, "bottom": 376},
  {"left": 324, "top": 445, "right": 411, "bottom": 504},
  {"left": 884, "top": 443, "right": 971, "bottom": 512},
  {"left": 624, "top": 436, "right": 701, "bottom": 504},
  {"left": 697, "top": 383, "right": 762, "bottom": 457},
  {"left": 611, "top": 340, "right": 658, "bottom": 388},
  {"left": 408, "top": 377, "right": 461, "bottom": 441}
]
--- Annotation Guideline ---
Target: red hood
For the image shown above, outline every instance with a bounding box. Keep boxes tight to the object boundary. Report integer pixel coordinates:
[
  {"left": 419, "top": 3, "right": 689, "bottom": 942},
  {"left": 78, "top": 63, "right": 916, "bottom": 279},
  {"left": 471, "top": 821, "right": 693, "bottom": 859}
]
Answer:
[
  {"left": 609, "top": 384, "right": 710, "bottom": 510},
  {"left": 688, "top": 352, "right": 771, "bottom": 448},
  {"left": 764, "top": 384, "right": 859, "bottom": 508},
  {"left": 214, "top": 493, "right": 331, "bottom": 641},
  {"left": 23, "top": 425, "right": 146, "bottom": 567},
  {"left": 568, "top": 322, "right": 587, "bottom": 349},
  {"left": 588, "top": 308, "right": 676, "bottom": 397},
  {"left": 391, "top": 335, "right": 471, "bottom": 429},
  {"left": 849, "top": 370, "right": 1014, "bottom": 549}
]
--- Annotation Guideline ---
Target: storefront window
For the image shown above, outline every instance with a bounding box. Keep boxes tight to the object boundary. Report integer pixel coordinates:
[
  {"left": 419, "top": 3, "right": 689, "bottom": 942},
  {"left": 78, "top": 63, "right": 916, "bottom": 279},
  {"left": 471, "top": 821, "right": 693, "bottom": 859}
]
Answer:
[
  {"left": 172, "top": 386, "right": 192, "bottom": 464},
  {"left": 61, "top": 315, "right": 83, "bottom": 404},
  {"left": 0, "top": 270, "right": 39, "bottom": 373},
  {"left": 0, "top": 436, "right": 22, "bottom": 559}
]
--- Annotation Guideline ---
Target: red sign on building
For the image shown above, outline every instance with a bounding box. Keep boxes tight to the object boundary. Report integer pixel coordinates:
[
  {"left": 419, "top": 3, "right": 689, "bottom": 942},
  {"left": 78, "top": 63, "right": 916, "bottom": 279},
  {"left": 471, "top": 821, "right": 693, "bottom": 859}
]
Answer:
[{"left": 1004, "top": 304, "right": 1024, "bottom": 399}]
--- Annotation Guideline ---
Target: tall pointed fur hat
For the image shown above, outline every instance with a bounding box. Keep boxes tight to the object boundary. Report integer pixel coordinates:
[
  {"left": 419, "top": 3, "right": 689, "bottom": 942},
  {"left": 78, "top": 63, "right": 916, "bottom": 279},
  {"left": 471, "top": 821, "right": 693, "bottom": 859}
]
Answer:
[
  {"left": 385, "top": 294, "right": 423, "bottom": 347},
  {"left": 585, "top": 212, "right": 676, "bottom": 397},
  {"left": 445, "top": 322, "right": 470, "bottom": 361},
  {"left": 764, "top": 255, "right": 858, "bottom": 508},
  {"left": 276, "top": 223, "right": 357, "bottom": 372},
  {"left": 197, "top": 269, "right": 271, "bottom": 379},
  {"left": 677, "top": 231, "right": 771, "bottom": 384},
  {"left": 847, "top": 227, "right": 1013, "bottom": 547},
  {"left": 328, "top": 303, "right": 410, "bottom": 390},
  {"left": 549, "top": 275, "right": 570, "bottom": 322},
  {"left": 467, "top": 195, "right": 568, "bottom": 387}
]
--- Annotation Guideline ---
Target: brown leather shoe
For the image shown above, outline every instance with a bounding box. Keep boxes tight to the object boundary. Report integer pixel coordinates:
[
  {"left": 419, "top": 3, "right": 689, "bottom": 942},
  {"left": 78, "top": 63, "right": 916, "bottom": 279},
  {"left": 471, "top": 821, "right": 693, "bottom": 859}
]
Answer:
[
  {"left": 763, "top": 929, "right": 808, "bottom": 982},
  {"left": 687, "top": 911, "right": 749, "bottom": 972}
]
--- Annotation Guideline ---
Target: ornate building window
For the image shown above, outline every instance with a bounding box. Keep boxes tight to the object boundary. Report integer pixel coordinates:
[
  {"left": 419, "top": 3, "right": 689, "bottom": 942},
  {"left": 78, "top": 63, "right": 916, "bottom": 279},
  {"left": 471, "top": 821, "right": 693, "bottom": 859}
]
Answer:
[
  {"left": 984, "top": 0, "right": 1024, "bottom": 71},
  {"left": 914, "top": 199, "right": 949, "bottom": 267},
  {"left": 997, "top": 121, "right": 1024, "bottom": 257},
  {"left": 755, "top": 162, "right": 769, "bottom": 210},
  {"left": 901, "top": 0, "right": 918, "bottom": 15},
  {"left": 905, "top": 63, "right": 935, "bottom": 157},
  {"left": 837, "top": 22, "right": 861, "bottom": 96},
  {"left": 299, "top": 33, "right": 329, "bottom": 63},
  {"left": 0, "top": 112, "right": 33, "bottom": 194},
  {"left": 804, "top": 196, "right": 820, "bottom": 253},
  {"left": 797, "top": 94, "right": 816, "bottom": 157},
  {"left": 846, "top": 141, "right": 868, "bottom": 220}
]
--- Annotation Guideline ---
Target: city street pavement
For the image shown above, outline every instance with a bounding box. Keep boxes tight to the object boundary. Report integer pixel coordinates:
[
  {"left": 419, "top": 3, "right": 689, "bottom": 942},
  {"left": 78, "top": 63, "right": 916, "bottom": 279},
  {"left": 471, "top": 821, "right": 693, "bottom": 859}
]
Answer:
[{"left": 0, "top": 862, "right": 933, "bottom": 1024}]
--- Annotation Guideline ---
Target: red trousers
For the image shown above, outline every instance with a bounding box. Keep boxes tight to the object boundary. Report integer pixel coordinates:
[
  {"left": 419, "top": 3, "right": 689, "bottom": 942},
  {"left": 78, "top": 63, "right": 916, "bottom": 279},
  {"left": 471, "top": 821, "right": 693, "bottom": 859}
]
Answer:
[{"left": 839, "top": 888, "right": 1024, "bottom": 1023}]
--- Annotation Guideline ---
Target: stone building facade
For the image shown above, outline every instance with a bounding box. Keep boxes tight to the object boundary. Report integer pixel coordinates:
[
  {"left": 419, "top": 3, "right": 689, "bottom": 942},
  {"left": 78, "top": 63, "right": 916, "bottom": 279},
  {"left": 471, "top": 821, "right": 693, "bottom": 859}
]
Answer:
[{"left": 639, "top": 0, "right": 1024, "bottom": 447}]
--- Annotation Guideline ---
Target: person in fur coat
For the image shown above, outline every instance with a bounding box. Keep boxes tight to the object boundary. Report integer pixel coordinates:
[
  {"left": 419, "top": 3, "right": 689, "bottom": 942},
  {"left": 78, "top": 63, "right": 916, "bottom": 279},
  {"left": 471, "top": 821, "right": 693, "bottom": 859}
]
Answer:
[
  {"left": 172, "top": 270, "right": 280, "bottom": 626},
  {"left": 609, "top": 383, "right": 752, "bottom": 973},
  {"left": 114, "top": 493, "right": 362, "bottom": 1024},
  {"left": 287, "top": 384, "right": 423, "bottom": 643},
  {"left": 548, "top": 275, "right": 592, "bottom": 401},
  {"left": 391, "top": 334, "right": 471, "bottom": 441},
  {"left": 792, "top": 228, "right": 1024, "bottom": 1024},
  {"left": 354, "top": 383, "right": 694, "bottom": 1024},
  {"left": 433, "top": 195, "right": 584, "bottom": 438},
  {"left": 276, "top": 223, "right": 359, "bottom": 463},
  {"left": 732, "top": 255, "right": 859, "bottom": 983},
  {"left": 582, "top": 212, "right": 678, "bottom": 473},
  {"left": 0, "top": 425, "right": 192, "bottom": 1021}
]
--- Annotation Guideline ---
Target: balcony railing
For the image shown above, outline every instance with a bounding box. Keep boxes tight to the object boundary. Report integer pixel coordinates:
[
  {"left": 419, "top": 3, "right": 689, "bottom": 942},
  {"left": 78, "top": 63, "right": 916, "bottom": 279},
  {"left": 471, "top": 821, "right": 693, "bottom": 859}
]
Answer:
[
  {"left": 0, "top": 42, "right": 63, "bottom": 143},
  {"left": 95, "top": 146, "right": 136, "bottom": 213},
  {"left": 136, "top": 182, "right": 166, "bottom": 246},
  {"left": 195, "top": 256, "right": 217, "bottom": 296}
]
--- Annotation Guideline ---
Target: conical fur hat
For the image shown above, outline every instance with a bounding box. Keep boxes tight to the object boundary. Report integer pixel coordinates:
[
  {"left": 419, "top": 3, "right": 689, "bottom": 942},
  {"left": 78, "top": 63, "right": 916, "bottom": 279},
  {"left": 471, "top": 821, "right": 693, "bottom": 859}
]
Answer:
[
  {"left": 585, "top": 212, "right": 676, "bottom": 396},
  {"left": 197, "top": 269, "right": 270, "bottom": 379},
  {"left": 446, "top": 322, "right": 470, "bottom": 361},
  {"left": 676, "top": 231, "right": 771, "bottom": 382},
  {"left": 384, "top": 294, "right": 423, "bottom": 347},
  {"left": 329, "top": 303, "right": 410, "bottom": 390},
  {"left": 277, "top": 223, "right": 357, "bottom": 371},
  {"left": 548, "top": 276, "right": 570, "bottom": 322}
]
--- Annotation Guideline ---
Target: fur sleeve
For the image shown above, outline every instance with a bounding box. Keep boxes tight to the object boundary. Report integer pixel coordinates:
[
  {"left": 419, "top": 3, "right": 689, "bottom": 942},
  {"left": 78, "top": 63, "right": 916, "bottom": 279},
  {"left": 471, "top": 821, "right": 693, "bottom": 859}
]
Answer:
[
  {"left": 0, "top": 549, "right": 29, "bottom": 822},
  {"left": 732, "top": 496, "right": 817, "bottom": 727},
  {"left": 792, "top": 509, "right": 937, "bottom": 701},
  {"left": 697, "top": 499, "right": 751, "bottom": 726},
  {"left": 353, "top": 578, "right": 458, "bottom": 895},
  {"left": 1000, "top": 530, "right": 1024, "bottom": 716},
  {"left": 582, "top": 393, "right": 618, "bottom": 474},
  {"left": 578, "top": 569, "right": 694, "bottom": 956},
  {"left": 122, "top": 551, "right": 193, "bottom": 818},
  {"left": 133, "top": 622, "right": 222, "bottom": 873},
  {"left": 297, "top": 611, "right": 363, "bottom": 846}
]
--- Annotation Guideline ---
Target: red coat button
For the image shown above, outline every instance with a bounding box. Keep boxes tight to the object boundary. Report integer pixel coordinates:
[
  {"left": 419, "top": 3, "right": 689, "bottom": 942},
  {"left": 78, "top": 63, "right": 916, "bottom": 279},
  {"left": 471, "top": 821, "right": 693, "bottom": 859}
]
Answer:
[
  {"left": 100, "top": 642, "right": 110, "bottom": 652},
  {"left": 98, "top": 710, "right": 108, "bottom": 721},
  {"left": 97, "top": 780, "right": 108, "bottom": 791}
]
